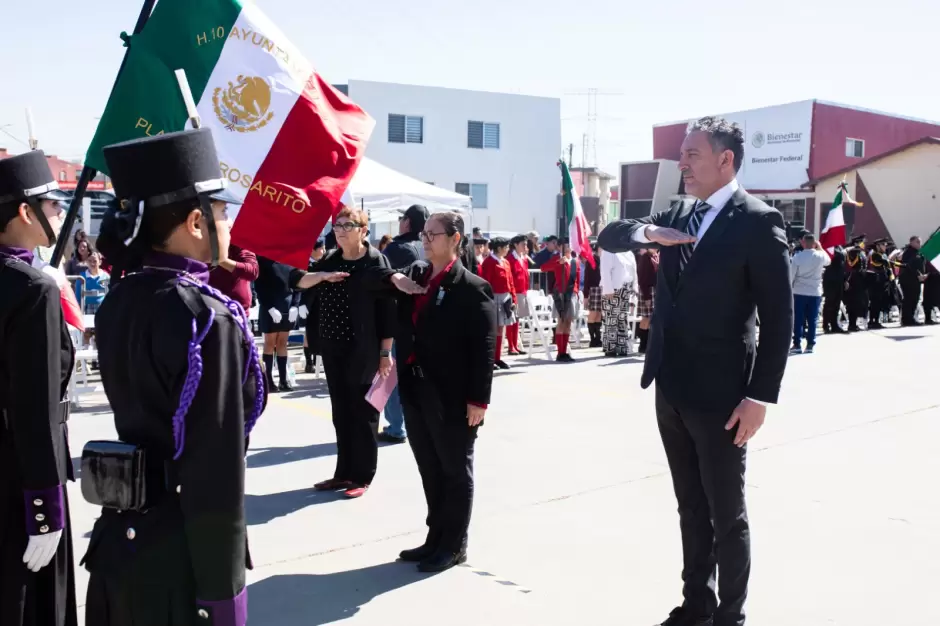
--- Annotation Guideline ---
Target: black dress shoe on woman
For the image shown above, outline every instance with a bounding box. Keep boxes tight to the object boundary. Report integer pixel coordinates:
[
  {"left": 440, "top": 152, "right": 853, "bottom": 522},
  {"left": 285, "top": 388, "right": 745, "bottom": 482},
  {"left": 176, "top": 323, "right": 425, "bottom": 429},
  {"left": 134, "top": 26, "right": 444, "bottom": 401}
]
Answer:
[
  {"left": 399, "top": 543, "right": 438, "bottom": 563},
  {"left": 418, "top": 550, "right": 467, "bottom": 573}
]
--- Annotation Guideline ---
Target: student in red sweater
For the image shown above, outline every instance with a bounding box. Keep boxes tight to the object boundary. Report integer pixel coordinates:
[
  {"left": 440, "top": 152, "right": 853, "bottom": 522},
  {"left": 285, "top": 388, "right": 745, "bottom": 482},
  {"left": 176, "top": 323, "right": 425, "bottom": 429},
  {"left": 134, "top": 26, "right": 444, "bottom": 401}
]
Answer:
[
  {"left": 208, "top": 243, "right": 260, "bottom": 312},
  {"left": 540, "top": 239, "right": 580, "bottom": 362},
  {"left": 480, "top": 237, "right": 516, "bottom": 370},
  {"left": 506, "top": 235, "right": 531, "bottom": 355}
]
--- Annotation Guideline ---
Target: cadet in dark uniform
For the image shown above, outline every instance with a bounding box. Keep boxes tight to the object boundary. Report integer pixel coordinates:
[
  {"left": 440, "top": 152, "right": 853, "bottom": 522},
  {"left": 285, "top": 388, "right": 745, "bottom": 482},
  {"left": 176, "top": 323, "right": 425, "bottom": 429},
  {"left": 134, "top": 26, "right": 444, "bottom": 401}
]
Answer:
[
  {"left": 82, "top": 129, "right": 343, "bottom": 626},
  {"left": 0, "top": 151, "right": 77, "bottom": 626},
  {"left": 899, "top": 236, "right": 927, "bottom": 326},
  {"left": 821, "top": 245, "right": 847, "bottom": 333},
  {"left": 866, "top": 238, "right": 893, "bottom": 329},
  {"left": 843, "top": 235, "right": 869, "bottom": 331}
]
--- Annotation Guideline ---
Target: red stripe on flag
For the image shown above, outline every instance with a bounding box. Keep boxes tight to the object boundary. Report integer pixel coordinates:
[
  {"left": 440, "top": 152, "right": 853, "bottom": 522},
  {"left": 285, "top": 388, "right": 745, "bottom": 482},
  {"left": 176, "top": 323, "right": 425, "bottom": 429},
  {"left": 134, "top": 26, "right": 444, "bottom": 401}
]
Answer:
[{"left": 231, "top": 73, "right": 373, "bottom": 269}]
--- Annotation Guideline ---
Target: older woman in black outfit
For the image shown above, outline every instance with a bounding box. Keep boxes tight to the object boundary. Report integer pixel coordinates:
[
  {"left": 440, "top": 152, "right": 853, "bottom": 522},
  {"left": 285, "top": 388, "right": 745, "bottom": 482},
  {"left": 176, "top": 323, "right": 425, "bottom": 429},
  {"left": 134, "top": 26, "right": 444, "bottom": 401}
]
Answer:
[
  {"left": 310, "top": 207, "right": 395, "bottom": 499},
  {"left": 366, "top": 211, "right": 497, "bottom": 572}
]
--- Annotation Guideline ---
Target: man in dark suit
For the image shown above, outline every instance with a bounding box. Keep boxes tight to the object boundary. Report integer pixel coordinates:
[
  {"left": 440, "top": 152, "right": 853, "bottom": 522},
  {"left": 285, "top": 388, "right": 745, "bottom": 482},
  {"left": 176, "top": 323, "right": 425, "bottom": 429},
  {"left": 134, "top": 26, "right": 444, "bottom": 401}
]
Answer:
[{"left": 598, "top": 117, "right": 792, "bottom": 626}]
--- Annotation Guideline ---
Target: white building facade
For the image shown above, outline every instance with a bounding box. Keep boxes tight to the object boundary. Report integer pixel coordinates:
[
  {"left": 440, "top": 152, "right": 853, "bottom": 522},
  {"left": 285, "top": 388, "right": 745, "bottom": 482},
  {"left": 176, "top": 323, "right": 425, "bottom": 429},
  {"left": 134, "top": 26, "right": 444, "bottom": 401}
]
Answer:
[{"left": 342, "top": 80, "right": 562, "bottom": 236}]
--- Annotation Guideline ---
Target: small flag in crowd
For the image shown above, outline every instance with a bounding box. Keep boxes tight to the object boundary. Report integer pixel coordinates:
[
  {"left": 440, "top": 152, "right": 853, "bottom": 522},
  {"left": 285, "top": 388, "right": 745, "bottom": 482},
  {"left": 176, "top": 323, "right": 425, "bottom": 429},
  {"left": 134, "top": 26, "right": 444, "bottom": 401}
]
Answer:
[
  {"left": 819, "top": 179, "right": 861, "bottom": 255},
  {"left": 86, "top": 0, "right": 374, "bottom": 268},
  {"left": 558, "top": 161, "right": 595, "bottom": 269},
  {"left": 922, "top": 228, "right": 940, "bottom": 272}
]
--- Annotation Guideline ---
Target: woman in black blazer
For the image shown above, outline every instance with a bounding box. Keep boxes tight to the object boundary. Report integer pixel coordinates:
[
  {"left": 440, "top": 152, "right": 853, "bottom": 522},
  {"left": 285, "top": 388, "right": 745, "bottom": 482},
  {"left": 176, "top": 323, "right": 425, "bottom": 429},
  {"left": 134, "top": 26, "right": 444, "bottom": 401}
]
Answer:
[
  {"left": 308, "top": 208, "right": 396, "bottom": 499},
  {"left": 367, "top": 211, "right": 497, "bottom": 573}
]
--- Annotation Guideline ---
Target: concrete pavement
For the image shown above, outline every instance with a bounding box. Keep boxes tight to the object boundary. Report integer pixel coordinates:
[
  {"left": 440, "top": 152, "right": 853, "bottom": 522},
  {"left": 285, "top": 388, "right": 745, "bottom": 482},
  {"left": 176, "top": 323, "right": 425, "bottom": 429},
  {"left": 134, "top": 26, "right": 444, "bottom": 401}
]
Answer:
[{"left": 66, "top": 324, "right": 940, "bottom": 625}]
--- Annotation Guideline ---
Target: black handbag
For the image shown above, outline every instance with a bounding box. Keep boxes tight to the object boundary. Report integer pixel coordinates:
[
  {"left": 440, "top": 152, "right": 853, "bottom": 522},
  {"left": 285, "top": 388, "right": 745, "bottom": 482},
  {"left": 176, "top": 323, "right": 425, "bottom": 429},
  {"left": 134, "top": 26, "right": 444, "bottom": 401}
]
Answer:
[{"left": 80, "top": 441, "right": 151, "bottom": 512}]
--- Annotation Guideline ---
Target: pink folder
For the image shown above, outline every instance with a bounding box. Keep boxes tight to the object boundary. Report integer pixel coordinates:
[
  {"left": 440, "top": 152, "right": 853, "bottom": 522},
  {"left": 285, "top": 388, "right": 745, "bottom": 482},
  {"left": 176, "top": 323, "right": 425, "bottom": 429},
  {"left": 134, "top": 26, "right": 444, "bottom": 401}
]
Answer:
[{"left": 365, "top": 368, "right": 398, "bottom": 412}]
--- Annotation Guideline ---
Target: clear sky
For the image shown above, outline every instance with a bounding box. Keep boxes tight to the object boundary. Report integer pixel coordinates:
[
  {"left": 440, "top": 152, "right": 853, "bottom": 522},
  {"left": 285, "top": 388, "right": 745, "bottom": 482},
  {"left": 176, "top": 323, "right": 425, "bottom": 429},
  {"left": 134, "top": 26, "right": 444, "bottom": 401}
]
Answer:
[{"left": 0, "top": 0, "right": 934, "bottom": 175}]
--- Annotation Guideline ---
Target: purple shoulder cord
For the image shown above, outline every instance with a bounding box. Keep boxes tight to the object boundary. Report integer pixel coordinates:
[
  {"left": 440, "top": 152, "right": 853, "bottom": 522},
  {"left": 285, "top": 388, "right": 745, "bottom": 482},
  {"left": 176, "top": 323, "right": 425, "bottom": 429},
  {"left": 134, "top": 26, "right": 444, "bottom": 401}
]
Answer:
[{"left": 171, "top": 275, "right": 265, "bottom": 460}]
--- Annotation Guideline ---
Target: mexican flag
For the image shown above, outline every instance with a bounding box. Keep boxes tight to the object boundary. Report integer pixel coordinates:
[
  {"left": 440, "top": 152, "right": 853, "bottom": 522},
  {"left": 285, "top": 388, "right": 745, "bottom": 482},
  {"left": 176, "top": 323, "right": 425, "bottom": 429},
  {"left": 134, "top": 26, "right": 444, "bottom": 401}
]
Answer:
[
  {"left": 86, "top": 0, "right": 374, "bottom": 268},
  {"left": 819, "top": 180, "right": 860, "bottom": 255},
  {"left": 558, "top": 161, "right": 595, "bottom": 269},
  {"left": 922, "top": 228, "right": 940, "bottom": 272}
]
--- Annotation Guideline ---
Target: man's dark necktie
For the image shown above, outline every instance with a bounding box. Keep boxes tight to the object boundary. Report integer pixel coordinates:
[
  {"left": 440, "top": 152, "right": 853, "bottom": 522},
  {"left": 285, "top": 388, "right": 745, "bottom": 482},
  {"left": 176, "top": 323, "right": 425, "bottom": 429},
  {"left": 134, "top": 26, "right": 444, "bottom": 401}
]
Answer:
[{"left": 678, "top": 201, "right": 711, "bottom": 271}]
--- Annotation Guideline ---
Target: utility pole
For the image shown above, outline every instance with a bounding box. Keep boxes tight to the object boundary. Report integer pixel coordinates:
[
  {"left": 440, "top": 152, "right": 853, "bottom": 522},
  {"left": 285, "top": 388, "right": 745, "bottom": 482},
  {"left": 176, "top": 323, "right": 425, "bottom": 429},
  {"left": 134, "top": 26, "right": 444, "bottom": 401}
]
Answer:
[
  {"left": 567, "top": 143, "right": 574, "bottom": 167},
  {"left": 564, "top": 89, "right": 623, "bottom": 167}
]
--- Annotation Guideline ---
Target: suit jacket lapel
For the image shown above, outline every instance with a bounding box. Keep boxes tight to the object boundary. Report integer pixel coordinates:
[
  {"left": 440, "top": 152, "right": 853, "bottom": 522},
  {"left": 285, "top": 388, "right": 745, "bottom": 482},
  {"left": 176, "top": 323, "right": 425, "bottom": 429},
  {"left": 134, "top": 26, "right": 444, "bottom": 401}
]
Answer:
[
  {"left": 660, "top": 199, "right": 695, "bottom": 297},
  {"left": 678, "top": 188, "right": 746, "bottom": 289}
]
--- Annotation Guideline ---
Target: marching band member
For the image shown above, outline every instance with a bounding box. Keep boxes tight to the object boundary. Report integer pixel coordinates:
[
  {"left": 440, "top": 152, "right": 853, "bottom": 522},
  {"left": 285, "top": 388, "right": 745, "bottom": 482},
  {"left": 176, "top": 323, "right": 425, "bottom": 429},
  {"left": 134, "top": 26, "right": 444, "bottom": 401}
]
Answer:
[
  {"left": 84, "top": 128, "right": 342, "bottom": 626},
  {"left": 0, "top": 151, "right": 77, "bottom": 626}
]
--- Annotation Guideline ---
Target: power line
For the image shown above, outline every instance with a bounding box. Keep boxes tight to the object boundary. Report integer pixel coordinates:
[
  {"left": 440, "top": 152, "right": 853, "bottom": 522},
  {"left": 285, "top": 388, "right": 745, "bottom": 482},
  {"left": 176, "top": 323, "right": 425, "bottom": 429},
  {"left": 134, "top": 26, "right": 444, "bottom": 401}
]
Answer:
[{"left": 0, "top": 125, "right": 29, "bottom": 148}]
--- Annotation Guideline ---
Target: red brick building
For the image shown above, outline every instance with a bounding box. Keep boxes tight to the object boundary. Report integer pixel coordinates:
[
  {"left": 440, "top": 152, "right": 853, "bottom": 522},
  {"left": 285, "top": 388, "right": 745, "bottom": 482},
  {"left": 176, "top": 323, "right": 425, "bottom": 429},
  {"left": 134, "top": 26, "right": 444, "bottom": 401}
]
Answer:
[
  {"left": 621, "top": 100, "right": 940, "bottom": 239},
  {"left": 0, "top": 148, "right": 110, "bottom": 191}
]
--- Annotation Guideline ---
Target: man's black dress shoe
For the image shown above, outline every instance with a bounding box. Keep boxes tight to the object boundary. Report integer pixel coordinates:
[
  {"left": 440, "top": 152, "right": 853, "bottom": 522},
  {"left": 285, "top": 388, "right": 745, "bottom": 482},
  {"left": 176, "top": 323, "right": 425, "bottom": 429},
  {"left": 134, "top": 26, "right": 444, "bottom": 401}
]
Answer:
[
  {"left": 657, "top": 607, "right": 713, "bottom": 626},
  {"left": 417, "top": 550, "right": 467, "bottom": 573}
]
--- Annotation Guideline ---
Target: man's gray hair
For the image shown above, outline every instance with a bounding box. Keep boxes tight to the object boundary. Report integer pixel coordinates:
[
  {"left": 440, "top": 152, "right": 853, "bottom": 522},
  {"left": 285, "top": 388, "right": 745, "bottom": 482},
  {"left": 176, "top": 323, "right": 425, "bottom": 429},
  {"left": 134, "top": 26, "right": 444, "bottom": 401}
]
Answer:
[{"left": 687, "top": 116, "right": 745, "bottom": 173}]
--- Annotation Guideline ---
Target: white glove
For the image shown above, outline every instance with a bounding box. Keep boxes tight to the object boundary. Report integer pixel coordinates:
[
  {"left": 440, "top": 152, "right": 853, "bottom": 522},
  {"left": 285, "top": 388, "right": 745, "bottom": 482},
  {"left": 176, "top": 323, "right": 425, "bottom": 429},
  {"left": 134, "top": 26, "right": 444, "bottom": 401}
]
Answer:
[
  {"left": 288, "top": 307, "right": 299, "bottom": 323},
  {"left": 268, "top": 307, "right": 282, "bottom": 324},
  {"left": 23, "top": 530, "right": 62, "bottom": 572},
  {"left": 298, "top": 305, "right": 309, "bottom": 320}
]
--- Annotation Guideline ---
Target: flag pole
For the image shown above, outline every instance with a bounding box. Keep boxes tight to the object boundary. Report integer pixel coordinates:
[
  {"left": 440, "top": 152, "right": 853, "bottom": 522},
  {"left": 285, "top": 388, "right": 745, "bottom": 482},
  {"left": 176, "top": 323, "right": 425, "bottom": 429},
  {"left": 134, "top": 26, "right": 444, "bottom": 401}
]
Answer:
[{"left": 50, "top": 0, "right": 158, "bottom": 267}]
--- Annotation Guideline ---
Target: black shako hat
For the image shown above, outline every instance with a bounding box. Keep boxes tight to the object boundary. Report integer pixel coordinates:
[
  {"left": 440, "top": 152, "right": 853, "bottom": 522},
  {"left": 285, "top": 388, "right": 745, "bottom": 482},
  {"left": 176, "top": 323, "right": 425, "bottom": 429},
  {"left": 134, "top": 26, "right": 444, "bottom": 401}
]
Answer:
[
  {"left": 0, "top": 150, "right": 70, "bottom": 245},
  {"left": 102, "top": 128, "right": 239, "bottom": 266}
]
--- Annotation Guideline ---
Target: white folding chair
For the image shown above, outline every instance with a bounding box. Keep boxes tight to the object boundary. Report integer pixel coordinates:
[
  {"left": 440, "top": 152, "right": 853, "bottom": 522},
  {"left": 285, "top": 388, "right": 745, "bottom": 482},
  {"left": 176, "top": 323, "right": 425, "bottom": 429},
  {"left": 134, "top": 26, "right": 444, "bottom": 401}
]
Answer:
[{"left": 524, "top": 291, "right": 555, "bottom": 360}]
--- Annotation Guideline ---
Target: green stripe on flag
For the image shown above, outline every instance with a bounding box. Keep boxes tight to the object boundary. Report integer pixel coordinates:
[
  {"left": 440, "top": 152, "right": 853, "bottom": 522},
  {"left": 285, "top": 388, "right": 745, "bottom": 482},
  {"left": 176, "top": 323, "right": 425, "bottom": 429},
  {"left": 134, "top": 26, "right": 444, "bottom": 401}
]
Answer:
[
  {"left": 560, "top": 161, "right": 574, "bottom": 223},
  {"left": 86, "top": 0, "right": 243, "bottom": 173},
  {"left": 921, "top": 229, "right": 940, "bottom": 270}
]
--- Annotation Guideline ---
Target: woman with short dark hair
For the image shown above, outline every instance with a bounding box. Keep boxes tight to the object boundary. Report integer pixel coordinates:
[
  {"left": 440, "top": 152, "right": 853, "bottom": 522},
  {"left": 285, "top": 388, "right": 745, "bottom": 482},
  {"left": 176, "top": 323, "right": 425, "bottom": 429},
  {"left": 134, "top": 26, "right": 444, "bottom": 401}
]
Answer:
[{"left": 364, "top": 211, "right": 496, "bottom": 572}]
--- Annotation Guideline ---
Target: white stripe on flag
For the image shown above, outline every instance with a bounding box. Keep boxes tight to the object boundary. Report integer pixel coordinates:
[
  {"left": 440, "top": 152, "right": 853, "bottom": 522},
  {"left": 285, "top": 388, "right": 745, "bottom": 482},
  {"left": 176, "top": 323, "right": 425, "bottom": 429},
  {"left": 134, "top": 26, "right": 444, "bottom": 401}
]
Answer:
[{"left": 195, "top": 5, "right": 313, "bottom": 212}]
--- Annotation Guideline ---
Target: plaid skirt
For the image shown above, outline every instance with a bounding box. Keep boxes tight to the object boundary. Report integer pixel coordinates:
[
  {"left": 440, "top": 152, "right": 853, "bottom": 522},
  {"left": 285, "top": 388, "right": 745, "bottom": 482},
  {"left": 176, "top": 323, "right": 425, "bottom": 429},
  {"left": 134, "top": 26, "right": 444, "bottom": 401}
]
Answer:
[
  {"left": 552, "top": 292, "right": 578, "bottom": 323},
  {"left": 587, "top": 287, "right": 603, "bottom": 313},
  {"left": 494, "top": 292, "right": 517, "bottom": 327},
  {"left": 637, "top": 296, "right": 654, "bottom": 318}
]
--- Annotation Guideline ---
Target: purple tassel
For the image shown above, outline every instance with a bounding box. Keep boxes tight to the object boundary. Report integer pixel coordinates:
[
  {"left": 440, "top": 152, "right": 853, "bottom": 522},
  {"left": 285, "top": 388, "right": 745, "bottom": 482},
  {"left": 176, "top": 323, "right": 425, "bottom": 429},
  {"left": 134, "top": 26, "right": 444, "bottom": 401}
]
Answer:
[
  {"left": 171, "top": 311, "right": 215, "bottom": 460},
  {"left": 169, "top": 276, "right": 266, "bottom": 459}
]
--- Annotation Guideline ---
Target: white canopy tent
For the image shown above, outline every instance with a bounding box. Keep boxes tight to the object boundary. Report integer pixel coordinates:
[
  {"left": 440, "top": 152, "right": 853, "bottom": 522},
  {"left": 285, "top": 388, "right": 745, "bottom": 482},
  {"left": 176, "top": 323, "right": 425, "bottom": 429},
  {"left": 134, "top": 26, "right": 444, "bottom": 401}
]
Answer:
[{"left": 347, "top": 157, "right": 472, "bottom": 225}]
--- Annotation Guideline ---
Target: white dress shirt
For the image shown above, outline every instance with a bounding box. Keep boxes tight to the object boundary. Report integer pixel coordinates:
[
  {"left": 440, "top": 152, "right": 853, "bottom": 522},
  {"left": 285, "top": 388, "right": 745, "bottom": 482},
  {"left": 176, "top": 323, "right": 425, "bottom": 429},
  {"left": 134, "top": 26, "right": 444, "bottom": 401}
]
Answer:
[
  {"left": 634, "top": 179, "right": 740, "bottom": 245},
  {"left": 600, "top": 249, "right": 637, "bottom": 295},
  {"left": 631, "top": 178, "right": 771, "bottom": 407}
]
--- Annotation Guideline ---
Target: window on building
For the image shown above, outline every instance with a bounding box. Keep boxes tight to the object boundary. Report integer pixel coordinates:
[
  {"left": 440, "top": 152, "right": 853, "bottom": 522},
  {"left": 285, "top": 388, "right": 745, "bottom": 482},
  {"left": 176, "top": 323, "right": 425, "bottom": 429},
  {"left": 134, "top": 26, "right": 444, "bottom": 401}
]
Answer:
[
  {"left": 845, "top": 138, "right": 864, "bottom": 159},
  {"left": 388, "top": 114, "right": 423, "bottom": 144},
  {"left": 468, "top": 121, "right": 500, "bottom": 149},
  {"left": 58, "top": 171, "right": 66, "bottom": 181},
  {"left": 455, "top": 182, "right": 488, "bottom": 208},
  {"left": 767, "top": 198, "right": 807, "bottom": 226}
]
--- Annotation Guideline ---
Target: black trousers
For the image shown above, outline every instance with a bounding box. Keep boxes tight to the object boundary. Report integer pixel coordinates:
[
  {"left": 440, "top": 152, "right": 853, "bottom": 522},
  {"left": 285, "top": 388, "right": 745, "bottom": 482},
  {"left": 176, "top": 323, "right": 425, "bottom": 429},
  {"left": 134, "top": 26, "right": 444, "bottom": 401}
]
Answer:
[
  {"left": 821, "top": 292, "right": 841, "bottom": 331},
  {"left": 399, "top": 366, "right": 478, "bottom": 553},
  {"left": 0, "top": 429, "right": 77, "bottom": 626},
  {"left": 655, "top": 387, "right": 748, "bottom": 626},
  {"left": 899, "top": 278, "right": 920, "bottom": 323},
  {"left": 321, "top": 350, "right": 378, "bottom": 486}
]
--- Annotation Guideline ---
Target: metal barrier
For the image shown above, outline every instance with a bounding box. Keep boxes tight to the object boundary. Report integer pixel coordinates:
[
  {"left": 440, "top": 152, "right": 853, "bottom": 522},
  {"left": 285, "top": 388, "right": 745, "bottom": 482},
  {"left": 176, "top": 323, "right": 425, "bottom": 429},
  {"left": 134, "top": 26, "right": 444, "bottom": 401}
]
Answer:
[{"left": 528, "top": 269, "right": 551, "bottom": 294}]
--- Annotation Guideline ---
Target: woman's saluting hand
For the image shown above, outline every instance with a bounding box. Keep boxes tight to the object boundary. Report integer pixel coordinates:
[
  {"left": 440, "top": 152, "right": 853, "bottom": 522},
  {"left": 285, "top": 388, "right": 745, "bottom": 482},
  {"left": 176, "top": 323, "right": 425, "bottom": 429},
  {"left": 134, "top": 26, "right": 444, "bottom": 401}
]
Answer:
[{"left": 390, "top": 273, "right": 427, "bottom": 295}]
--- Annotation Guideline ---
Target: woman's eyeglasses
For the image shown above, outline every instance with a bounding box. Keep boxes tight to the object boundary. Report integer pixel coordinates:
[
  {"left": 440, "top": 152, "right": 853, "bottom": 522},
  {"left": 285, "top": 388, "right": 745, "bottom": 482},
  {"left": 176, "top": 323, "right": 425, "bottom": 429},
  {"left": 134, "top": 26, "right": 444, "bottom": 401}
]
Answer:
[
  {"left": 419, "top": 230, "right": 449, "bottom": 242},
  {"left": 333, "top": 222, "right": 363, "bottom": 233}
]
